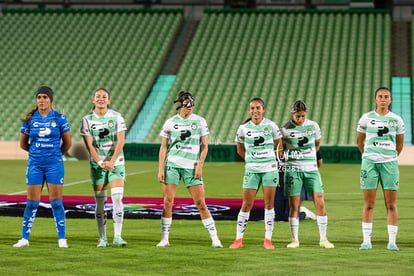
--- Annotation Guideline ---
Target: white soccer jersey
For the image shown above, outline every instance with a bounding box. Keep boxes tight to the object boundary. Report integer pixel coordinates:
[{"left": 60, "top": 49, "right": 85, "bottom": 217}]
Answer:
[
  {"left": 80, "top": 109, "right": 127, "bottom": 166},
  {"left": 235, "top": 118, "right": 282, "bottom": 173},
  {"left": 357, "top": 110, "right": 405, "bottom": 163},
  {"left": 160, "top": 113, "right": 209, "bottom": 169},
  {"left": 280, "top": 119, "right": 321, "bottom": 172}
]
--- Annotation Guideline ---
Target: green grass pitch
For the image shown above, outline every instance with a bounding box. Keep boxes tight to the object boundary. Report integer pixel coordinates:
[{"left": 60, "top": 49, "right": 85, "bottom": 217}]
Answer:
[{"left": 1, "top": 160, "right": 414, "bottom": 275}]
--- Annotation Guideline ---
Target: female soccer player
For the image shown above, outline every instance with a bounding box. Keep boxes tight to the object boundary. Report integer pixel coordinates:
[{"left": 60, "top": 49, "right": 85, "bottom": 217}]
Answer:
[
  {"left": 280, "top": 100, "right": 334, "bottom": 249},
  {"left": 357, "top": 87, "right": 404, "bottom": 251},
  {"left": 156, "top": 91, "right": 222, "bottom": 248},
  {"left": 13, "top": 86, "right": 72, "bottom": 248},
  {"left": 80, "top": 88, "right": 128, "bottom": 247},
  {"left": 229, "top": 97, "right": 283, "bottom": 250}
]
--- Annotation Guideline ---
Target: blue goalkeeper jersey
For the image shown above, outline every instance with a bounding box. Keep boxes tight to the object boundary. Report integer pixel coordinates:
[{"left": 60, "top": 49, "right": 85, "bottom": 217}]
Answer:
[{"left": 20, "top": 109, "right": 71, "bottom": 160}]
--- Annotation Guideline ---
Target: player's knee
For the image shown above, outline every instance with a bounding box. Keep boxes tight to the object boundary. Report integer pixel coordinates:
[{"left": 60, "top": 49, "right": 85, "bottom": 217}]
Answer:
[
  {"left": 26, "top": 199, "right": 40, "bottom": 210},
  {"left": 50, "top": 198, "right": 63, "bottom": 209},
  {"left": 194, "top": 200, "right": 207, "bottom": 211}
]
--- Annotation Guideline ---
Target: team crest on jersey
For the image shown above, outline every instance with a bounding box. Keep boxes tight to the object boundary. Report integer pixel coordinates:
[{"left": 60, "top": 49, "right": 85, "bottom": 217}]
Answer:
[
  {"left": 388, "top": 120, "right": 396, "bottom": 127},
  {"left": 108, "top": 120, "right": 115, "bottom": 128},
  {"left": 51, "top": 120, "right": 57, "bottom": 128},
  {"left": 306, "top": 128, "right": 313, "bottom": 136},
  {"left": 263, "top": 127, "right": 270, "bottom": 136},
  {"left": 191, "top": 122, "right": 197, "bottom": 130}
]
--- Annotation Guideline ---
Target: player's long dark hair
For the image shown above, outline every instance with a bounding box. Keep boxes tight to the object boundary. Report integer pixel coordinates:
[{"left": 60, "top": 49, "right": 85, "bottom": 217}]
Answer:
[
  {"left": 21, "top": 107, "right": 38, "bottom": 122},
  {"left": 21, "top": 103, "right": 55, "bottom": 123}
]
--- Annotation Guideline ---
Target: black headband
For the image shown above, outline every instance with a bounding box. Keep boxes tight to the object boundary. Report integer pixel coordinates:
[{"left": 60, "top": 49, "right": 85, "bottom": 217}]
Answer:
[
  {"left": 174, "top": 91, "right": 195, "bottom": 110},
  {"left": 35, "top": 86, "right": 54, "bottom": 102}
]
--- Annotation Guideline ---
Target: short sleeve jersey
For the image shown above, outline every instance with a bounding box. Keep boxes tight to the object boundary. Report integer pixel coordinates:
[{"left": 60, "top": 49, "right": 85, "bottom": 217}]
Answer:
[
  {"left": 80, "top": 109, "right": 127, "bottom": 166},
  {"left": 235, "top": 118, "right": 282, "bottom": 173},
  {"left": 280, "top": 119, "right": 320, "bottom": 172},
  {"left": 160, "top": 113, "right": 208, "bottom": 169},
  {"left": 21, "top": 109, "right": 71, "bottom": 160},
  {"left": 357, "top": 110, "right": 405, "bottom": 163}
]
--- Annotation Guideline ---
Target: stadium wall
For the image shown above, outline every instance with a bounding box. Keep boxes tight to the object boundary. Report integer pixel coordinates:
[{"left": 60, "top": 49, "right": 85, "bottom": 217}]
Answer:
[{"left": 3, "top": 142, "right": 413, "bottom": 165}]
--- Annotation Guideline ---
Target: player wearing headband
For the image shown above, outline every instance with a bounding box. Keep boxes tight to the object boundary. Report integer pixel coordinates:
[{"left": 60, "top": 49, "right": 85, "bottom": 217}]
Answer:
[
  {"left": 13, "top": 86, "right": 72, "bottom": 248},
  {"left": 156, "top": 91, "right": 223, "bottom": 248}
]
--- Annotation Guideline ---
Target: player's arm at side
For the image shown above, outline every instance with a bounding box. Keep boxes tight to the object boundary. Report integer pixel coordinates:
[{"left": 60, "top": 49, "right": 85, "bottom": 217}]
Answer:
[
  {"left": 82, "top": 135, "right": 101, "bottom": 165},
  {"left": 274, "top": 138, "right": 283, "bottom": 159},
  {"left": 236, "top": 142, "right": 245, "bottom": 160},
  {"left": 60, "top": 131, "right": 72, "bottom": 156},
  {"left": 357, "top": 132, "right": 365, "bottom": 154},
  {"left": 194, "top": 135, "right": 208, "bottom": 179},
  {"left": 316, "top": 150, "right": 323, "bottom": 168},
  {"left": 20, "top": 133, "right": 29, "bottom": 152},
  {"left": 396, "top": 134, "right": 404, "bottom": 156}
]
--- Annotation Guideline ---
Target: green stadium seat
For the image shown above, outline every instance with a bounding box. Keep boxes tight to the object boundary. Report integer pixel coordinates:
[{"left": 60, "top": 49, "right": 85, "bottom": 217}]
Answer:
[{"left": 0, "top": 8, "right": 183, "bottom": 141}]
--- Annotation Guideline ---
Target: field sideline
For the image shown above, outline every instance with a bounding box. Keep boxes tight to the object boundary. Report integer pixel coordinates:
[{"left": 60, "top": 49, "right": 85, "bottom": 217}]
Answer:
[{"left": 1, "top": 160, "right": 414, "bottom": 275}]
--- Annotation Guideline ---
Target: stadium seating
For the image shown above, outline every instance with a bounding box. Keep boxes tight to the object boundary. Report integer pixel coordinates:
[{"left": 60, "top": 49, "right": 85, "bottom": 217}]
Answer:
[
  {"left": 0, "top": 8, "right": 394, "bottom": 146},
  {"left": 0, "top": 8, "right": 183, "bottom": 141},
  {"left": 144, "top": 9, "right": 392, "bottom": 145}
]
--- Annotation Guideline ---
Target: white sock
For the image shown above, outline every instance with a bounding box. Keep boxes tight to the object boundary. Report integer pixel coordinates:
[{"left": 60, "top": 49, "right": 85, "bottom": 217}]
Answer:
[
  {"left": 264, "top": 208, "right": 275, "bottom": 240},
  {"left": 289, "top": 217, "right": 299, "bottom": 242},
  {"left": 202, "top": 217, "right": 220, "bottom": 242},
  {"left": 362, "top": 222, "right": 373, "bottom": 244},
  {"left": 160, "top": 217, "right": 172, "bottom": 241},
  {"left": 236, "top": 211, "right": 250, "bottom": 239},
  {"left": 317, "top": 215, "right": 328, "bottom": 241},
  {"left": 94, "top": 190, "right": 107, "bottom": 240},
  {"left": 111, "top": 187, "right": 124, "bottom": 238},
  {"left": 388, "top": 225, "right": 398, "bottom": 245}
]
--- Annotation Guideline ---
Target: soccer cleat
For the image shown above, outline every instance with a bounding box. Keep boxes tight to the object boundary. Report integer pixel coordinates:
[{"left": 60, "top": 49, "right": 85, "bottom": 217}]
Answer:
[
  {"left": 156, "top": 239, "right": 170, "bottom": 247},
  {"left": 229, "top": 238, "right": 243, "bottom": 249},
  {"left": 319, "top": 239, "right": 335, "bottom": 249},
  {"left": 13, "top": 239, "right": 29, "bottom": 248},
  {"left": 263, "top": 239, "right": 275, "bottom": 250},
  {"left": 300, "top": 206, "right": 317, "bottom": 220},
  {"left": 97, "top": 239, "right": 109, "bottom": 248},
  {"left": 359, "top": 243, "right": 372, "bottom": 250},
  {"left": 387, "top": 244, "right": 399, "bottom": 251},
  {"left": 113, "top": 236, "right": 127, "bottom": 247},
  {"left": 286, "top": 241, "right": 300, "bottom": 248},
  {"left": 58, "top": 239, "right": 69, "bottom": 248},
  {"left": 212, "top": 239, "right": 223, "bottom": 248}
]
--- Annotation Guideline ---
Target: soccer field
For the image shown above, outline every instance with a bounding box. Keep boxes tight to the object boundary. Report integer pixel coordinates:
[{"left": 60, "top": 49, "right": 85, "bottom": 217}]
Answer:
[{"left": 1, "top": 160, "right": 414, "bottom": 275}]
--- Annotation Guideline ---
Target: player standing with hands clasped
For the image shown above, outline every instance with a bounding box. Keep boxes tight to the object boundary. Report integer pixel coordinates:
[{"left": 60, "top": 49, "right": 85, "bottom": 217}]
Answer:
[
  {"left": 357, "top": 87, "right": 404, "bottom": 251},
  {"left": 229, "top": 98, "right": 283, "bottom": 250},
  {"left": 80, "top": 88, "right": 128, "bottom": 247},
  {"left": 280, "top": 100, "right": 334, "bottom": 249},
  {"left": 156, "top": 91, "right": 222, "bottom": 248},
  {"left": 13, "top": 86, "right": 72, "bottom": 248}
]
